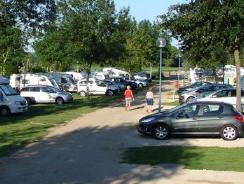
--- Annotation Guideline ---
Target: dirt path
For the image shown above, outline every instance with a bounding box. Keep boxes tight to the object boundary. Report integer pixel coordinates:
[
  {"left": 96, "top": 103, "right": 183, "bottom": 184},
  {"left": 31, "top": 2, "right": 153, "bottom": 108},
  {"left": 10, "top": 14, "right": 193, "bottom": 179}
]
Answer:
[{"left": 1, "top": 80, "right": 244, "bottom": 184}]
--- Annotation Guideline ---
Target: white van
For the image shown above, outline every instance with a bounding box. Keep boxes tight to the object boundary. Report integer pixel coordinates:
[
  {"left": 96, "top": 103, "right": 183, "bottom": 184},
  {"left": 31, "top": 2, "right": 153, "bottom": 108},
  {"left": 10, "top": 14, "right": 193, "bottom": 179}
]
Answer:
[{"left": 0, "top": 76, "right": 28, "bottom": 116}]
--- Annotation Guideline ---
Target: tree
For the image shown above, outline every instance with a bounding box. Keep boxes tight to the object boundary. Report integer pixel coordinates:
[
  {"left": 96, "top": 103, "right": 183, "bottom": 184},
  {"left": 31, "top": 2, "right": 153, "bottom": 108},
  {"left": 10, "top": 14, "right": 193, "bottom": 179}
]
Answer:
[{"left": 161, "top": 0, "right": 244, "bottom": 111}]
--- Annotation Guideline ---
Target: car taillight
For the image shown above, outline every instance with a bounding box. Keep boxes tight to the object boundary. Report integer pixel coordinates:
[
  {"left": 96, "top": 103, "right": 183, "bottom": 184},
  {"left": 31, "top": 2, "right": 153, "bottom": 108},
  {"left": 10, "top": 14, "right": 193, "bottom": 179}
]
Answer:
[{"left": 233, "top": 114, "right": 244, "bottom": 123}]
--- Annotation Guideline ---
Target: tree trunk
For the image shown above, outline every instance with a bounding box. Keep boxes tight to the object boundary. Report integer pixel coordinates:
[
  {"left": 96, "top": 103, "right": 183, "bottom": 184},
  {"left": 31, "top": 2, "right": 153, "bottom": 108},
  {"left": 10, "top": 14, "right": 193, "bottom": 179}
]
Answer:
[{"left": 234, "top": 45, "right": 241, "bottom": 112}]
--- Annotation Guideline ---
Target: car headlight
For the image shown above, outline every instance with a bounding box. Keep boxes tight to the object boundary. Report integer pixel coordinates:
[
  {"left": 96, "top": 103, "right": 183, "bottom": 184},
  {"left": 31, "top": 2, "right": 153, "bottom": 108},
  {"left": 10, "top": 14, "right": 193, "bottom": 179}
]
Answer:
[
  {"left": 141, "top": 117, "right": 156, "bottom": 123},
  {"left": 15, "top": 101, "right": 21, "bottom": 105}
]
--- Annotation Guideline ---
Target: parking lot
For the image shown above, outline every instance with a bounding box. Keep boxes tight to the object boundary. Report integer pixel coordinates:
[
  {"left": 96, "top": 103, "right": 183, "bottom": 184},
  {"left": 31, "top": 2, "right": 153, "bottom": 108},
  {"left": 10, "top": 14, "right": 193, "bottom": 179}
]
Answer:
[{"left": 1, "top": 80, "right": 244, "bottom": 184}]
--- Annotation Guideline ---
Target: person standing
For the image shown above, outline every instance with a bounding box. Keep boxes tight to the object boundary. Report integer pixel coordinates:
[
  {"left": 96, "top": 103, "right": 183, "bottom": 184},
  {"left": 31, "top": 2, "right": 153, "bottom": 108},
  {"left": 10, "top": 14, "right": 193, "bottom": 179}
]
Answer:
[
  {"left": 124, "top": 86, "right": 134, "bottom": 111},
  {"left": 145, "top": 87, "right": 154, "bottom": 113}
]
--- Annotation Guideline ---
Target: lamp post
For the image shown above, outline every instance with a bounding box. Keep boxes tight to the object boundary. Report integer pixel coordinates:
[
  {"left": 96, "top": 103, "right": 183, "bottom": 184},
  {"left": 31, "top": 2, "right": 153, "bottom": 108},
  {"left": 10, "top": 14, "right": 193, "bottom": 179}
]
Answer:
[
  {"left": 178, "top": 53, "right": 181, "bottom": 87},
  {"left": 157, "top": 30, "right": 166, "bottom": 112}
]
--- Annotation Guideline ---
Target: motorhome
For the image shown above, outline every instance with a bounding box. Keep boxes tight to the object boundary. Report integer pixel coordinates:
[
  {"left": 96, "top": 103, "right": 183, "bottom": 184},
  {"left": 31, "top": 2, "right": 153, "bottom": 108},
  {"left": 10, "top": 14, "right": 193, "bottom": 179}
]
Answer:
[
  {"left": 10, "top": 73, "right": 59, "bottom": 91},
  {"left": 45, "top": 72, "right": 77, "bottom": 92},
  {"left": 102, "top": 67, "right": 130, "bottom": 79},
  {"left": 0, "top": 75, "right": 28, "bottom": 116}
]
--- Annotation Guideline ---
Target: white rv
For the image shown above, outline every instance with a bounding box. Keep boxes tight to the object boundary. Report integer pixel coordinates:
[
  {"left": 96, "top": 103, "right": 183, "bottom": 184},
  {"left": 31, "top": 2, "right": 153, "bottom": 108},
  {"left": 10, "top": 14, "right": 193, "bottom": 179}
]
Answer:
[
  {"left": 10, "top": 73, "right": 59, "bottom": 91},
  {"left": 102, "top": 67, "right": 130, "bottom": 79},
  {"left": 0, "top": 75, "right": 28, "bottom": 116}
]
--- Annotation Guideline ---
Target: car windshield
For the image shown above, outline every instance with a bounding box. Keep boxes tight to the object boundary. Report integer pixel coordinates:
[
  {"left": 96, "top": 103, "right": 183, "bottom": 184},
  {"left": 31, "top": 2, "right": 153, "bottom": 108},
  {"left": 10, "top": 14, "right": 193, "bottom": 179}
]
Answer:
[
  {"left": 166, "top": 103, "right": 188, "bottom": 113},
  {"left": 0, "top": 84, "right": 18, "bottom": 96}
]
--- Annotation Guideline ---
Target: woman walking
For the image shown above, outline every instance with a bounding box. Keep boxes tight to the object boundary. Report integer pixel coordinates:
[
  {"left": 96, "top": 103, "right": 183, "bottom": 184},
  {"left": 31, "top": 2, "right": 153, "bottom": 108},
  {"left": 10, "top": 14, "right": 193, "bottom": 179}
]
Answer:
[
  {"left": 124, "top": 86, "right": 134, "bottom": 111},
  {"left": 145, "top": 87, "right": 154, "bottom": 113}
]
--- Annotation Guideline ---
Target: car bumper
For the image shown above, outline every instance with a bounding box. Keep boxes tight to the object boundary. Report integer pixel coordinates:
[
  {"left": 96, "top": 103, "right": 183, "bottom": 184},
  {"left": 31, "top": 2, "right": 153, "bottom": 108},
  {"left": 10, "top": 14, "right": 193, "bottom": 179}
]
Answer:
[
  {"left": 10, "top": 105, "right": 28, "bottom": 113},
  {"left": 137, "top": 124, "right": 153, "bottom": 135}
]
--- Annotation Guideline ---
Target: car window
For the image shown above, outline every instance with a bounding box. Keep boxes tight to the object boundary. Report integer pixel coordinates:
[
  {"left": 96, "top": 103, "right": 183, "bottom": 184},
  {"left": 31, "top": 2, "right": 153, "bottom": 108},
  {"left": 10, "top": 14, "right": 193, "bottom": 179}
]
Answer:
[
  {"left": 21, "top": 87, "right": 30, "bottom": 92},
  {"left": 22, "top": 79, "right": 30, "bottom": 85},
  {"left": 177, "top": 104, "right": 199, "bottom": 119},
  {"left": 215, "top": 90, "right": 228, "bottom": 98},
  {"left": 231, "top": 90, "right": 236, "bottom": 97},
  {"left": 29, "top": 87, "right": 40, "bottom": 92},
  {"left": 41, "top": 87, "right": 55, "bottom": 93},
  {"left": 201, "top": 104, "right": 223, "bottom": 116}
]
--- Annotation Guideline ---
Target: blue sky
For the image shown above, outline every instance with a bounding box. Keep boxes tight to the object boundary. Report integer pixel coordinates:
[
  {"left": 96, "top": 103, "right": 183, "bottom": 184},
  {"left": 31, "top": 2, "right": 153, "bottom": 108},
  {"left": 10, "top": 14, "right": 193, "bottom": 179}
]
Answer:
[{"left": 114, "top": 0, "right": 189, "bottom": 22}]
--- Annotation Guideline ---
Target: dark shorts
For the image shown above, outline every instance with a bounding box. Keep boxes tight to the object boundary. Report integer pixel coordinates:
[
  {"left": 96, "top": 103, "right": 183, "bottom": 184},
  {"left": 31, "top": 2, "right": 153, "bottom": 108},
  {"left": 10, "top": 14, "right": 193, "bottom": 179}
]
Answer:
[{"left": 146, "top": 98, "right": 153, "bottom": 105}]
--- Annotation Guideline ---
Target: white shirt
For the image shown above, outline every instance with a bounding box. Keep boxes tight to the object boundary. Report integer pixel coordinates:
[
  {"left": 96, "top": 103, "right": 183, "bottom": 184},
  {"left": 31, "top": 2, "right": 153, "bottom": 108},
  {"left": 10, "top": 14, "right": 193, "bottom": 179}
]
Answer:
[{"left": 146, "top": 91, "right": 154, "bottom": 99}]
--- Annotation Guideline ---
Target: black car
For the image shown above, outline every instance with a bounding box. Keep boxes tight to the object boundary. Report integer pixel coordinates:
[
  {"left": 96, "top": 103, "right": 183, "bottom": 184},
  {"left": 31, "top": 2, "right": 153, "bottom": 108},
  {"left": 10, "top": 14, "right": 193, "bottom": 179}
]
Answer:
[
  {"left": 178, "top": 81, "right": 212, "bottom": 94},
  {"left": 138, "top": 101, "right": 244, "bottom": 140},
  {"left": 109, "top": 77, "right": 137, "bottom": 90}
]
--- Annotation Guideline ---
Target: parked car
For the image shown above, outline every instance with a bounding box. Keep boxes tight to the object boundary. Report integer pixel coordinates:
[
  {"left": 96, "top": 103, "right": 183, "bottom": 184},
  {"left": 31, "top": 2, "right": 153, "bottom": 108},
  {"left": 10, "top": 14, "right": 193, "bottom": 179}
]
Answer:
[
  {"left": 109, "top": 77, "right": 127, "bottom": 91},
  {"left": 197, "top": 88, "right": 244, "bottom": 112},
  {"left": 133, "top": 79, "right": 149, "bottom": 88},
  {"left": 20, "top": 85, "right": 73, "bottom": 104},
  {"left": 177, "top": 81, "right": 212, "bottom": 94},
  {"left": 138, "top": 101, "right": 244, "bottom": 140},
  {"left": 77, "top": 78, "right": 116, "bottom": 96},
  {"left": 0, "top": 76, "right": 28, "bottom": 116},
  {"left": 96, "top": 80, "right": 120, "bottom": 95},
  {"left": 179, "top": 84, "right": 233, "bottom": 103},
  {"left": 132, "top": 72, "right": 152, "bottom": 82}
]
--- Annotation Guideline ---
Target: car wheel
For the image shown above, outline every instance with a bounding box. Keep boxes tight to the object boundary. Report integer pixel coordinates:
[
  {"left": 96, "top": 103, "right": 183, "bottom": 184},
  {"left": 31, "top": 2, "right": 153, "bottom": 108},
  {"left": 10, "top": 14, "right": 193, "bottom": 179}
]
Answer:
[
  {"left": 25, "top": 97, "right": 32, "bottom": 105},
  {"left": 154, "top": 124, "right": 169, "bottom": 140},
  {"left": 221, "top": 125, "right": 238, "bottom": 141},
  {"left": 106, "top": 90, "right": 114, "bottom": 96},
  {"left": 186, "top": 96, "right": 195, "bottom": 103},
  {"left": 0, "top": 107, "right": 10, "bottom": 116},
  {"left": 56, "top": 97, "right": 64, "bottom": 105},
  {"left": 80, "top": 91, "right": 86, "bottom": 97},
  {"left": 138, "top": 83, "right": 143, "bottom": 88}
]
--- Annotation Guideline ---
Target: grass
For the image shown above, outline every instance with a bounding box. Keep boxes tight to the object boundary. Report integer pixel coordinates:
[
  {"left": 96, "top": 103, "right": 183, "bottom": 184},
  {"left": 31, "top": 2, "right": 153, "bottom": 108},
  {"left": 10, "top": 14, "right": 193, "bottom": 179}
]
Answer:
[
  {"left": 0, "top": 94, "right": 121, "bottom": 157},
  {"left": 122, "top": 146, "right": 244, "bottom": 172},
  {"left": 163, "top": 101, "right": 180, "bottom": 106}
]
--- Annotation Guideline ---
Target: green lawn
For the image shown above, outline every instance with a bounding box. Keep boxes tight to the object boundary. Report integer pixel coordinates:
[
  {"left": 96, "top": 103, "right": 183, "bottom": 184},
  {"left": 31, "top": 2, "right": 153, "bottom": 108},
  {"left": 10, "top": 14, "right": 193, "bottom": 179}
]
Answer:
[
  {"left": 122, "top": 146, "right": 244, "bottom": 172},
  {"left": 0, "top": 94, "right": 121, "bottom": 157}
]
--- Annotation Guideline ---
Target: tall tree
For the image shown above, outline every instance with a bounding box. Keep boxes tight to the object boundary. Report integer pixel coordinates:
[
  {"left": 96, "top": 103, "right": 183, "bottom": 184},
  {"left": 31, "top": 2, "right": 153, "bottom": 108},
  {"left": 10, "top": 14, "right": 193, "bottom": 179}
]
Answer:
[{"left": 161, "top": 0, "right": 244, "bottom": 111}]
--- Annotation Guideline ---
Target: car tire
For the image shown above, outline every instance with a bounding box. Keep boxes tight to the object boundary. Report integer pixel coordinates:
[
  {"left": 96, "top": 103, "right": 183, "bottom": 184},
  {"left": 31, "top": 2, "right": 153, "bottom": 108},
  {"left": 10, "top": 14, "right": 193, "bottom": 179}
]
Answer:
[
  {"left": 0, "top": 106, "right": 10, "bottom": 116},
  {"left": 56, "top": 97, "right": 64, "bottom": 105},
  {"left": 186, "top": 96, "right": 195, "bottom": 103},
  {"left": 154, "top": 124, "right": 169, "bottom": 140},
  {"left": 220, "top": 125, "right": 238, "bottom": 141},
  {"left": 106, "top": 90, "right": 114, "bottom": 96},
  {"left": 80, "top": 91, "right": 86, "bottom": 97},
  {"left": 25, "top": 97, "right": 32, "bottom": 105}
]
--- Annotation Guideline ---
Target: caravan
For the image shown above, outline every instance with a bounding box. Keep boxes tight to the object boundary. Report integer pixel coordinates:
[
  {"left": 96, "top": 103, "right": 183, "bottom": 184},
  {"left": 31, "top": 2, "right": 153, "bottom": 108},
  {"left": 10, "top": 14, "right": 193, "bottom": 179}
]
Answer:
[
  {"left": 10, "top": 73, "right": 59, "bottom": 91},
  {"left": 0, "top": 76, "right": 28, "bottom": 116}
]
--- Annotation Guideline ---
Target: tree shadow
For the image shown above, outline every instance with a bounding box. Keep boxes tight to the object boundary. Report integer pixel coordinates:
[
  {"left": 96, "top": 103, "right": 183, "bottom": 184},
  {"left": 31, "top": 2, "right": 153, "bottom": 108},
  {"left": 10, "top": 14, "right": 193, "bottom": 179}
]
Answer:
[{"left": 0, "top": 124, "right": 200, "bottom": 184}]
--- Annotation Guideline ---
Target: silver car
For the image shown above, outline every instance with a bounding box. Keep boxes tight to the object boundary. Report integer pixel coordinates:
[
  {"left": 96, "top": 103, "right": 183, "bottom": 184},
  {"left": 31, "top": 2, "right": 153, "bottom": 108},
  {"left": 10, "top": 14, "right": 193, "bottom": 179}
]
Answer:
[{"left": 20, "top": 85, "right": 73, "bottom": 105}]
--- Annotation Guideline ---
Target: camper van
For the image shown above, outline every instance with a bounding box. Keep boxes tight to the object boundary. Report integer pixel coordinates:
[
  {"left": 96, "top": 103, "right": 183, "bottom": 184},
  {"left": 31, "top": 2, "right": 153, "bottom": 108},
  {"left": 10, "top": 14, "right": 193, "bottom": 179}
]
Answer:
[
  {"left": 0, "top": 76, "right": 28, "bottom": 116},
  {"left": 10, "top": 73, "right": 60, "bottom": 91},
  {"left": 45, "top": 73, "right": 77, "bottom": 92},
  {"left": 102, "top": 67, "right": 130, "bottom": 79}
]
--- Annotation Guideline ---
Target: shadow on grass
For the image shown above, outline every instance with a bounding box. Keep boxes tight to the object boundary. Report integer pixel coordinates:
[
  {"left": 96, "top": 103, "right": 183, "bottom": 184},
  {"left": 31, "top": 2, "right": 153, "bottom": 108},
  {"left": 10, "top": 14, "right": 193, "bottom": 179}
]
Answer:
[
  {"left": 0, "top": 124, "right": 196, "bottom": 184},
  {"left": 0, "top": 95, "right": 121, "bottom": 125}
]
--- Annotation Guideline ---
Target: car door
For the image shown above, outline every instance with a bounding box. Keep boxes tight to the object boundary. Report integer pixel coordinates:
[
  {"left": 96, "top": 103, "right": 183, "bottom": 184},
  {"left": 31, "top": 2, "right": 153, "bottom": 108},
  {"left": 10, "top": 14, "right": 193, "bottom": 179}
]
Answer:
[
  {"left": 39, "top": 87, "right": 54, "bottom": 103},
  {"left": 195, "top": 104, "right": 224, "bottom": 133},
  {"left": 29, "top": 87, "right": 41, "bottom": 102},
  {"left": 171, "top": 104, "right": 200, "bottom": 133}
]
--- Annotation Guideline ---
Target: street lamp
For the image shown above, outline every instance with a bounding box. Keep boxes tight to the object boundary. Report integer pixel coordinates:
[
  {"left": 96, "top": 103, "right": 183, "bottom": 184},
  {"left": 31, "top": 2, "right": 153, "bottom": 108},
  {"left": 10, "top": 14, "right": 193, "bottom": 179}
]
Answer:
[
  {"left": 157, "top": 30, "right": 166, "bottom": 112},
  {"left": 178, "top": 53, "right": 181, "bottom": 87}
]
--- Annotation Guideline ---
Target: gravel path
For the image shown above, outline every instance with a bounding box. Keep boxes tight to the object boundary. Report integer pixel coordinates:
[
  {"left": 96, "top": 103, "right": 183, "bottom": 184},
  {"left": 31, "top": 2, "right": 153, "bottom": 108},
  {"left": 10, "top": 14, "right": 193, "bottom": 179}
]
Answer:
[{"left": 1, "top": 80, "right": 244, "bottom": 184}]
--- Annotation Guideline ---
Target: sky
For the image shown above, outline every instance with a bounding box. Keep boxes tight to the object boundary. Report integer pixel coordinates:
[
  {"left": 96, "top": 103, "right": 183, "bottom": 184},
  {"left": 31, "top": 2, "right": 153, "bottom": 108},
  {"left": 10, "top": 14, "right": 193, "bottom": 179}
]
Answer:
[
  {"left": 114, "top": 0, "right": 189, "bottom": 47},
  {"left": 114, "top": 0, "right": 189, "bottom": 23}
]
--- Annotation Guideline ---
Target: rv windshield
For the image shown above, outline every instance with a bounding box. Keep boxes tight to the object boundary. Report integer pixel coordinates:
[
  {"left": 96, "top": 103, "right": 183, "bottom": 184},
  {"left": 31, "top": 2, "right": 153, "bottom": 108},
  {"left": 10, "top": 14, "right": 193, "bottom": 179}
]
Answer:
[{"left": 0, "top": 84, "right": 18, "bottom": 96}]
